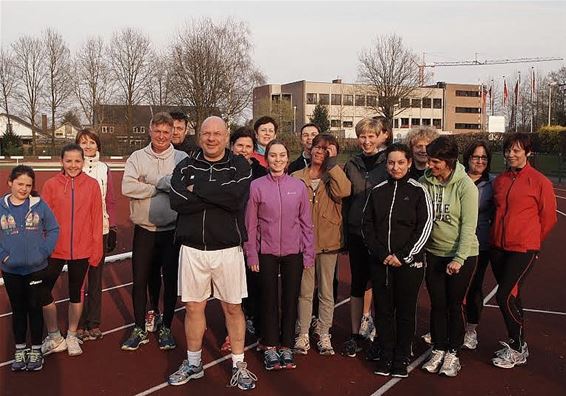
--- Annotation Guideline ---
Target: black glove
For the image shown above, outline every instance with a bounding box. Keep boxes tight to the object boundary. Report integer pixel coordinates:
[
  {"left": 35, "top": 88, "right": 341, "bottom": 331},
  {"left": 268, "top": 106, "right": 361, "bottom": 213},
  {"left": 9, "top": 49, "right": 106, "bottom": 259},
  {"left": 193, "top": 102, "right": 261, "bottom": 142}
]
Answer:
[{"left": 106, "top": 228, "right": 117, "bottom": 253}]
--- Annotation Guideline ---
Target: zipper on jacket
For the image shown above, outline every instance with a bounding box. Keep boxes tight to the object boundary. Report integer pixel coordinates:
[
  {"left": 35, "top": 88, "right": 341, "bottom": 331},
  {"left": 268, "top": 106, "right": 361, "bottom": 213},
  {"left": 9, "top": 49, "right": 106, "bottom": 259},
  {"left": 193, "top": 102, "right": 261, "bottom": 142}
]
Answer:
[
  {"left": 385, "top": 181, "right": 398, "bottom": 288},
  {"left": 71, "top": 177, "right": 75, "bottom": 259},
  {"left": 277, "top": 178, "right": 282, "bottom": 256},
  {"left": 501, "top": 175, "right": 517, "bottom": 248},
  {"left": 235, "top": 217, "right": 242, "bottom": 246},
  {"left": 202, "top": 209, "right": 207, "bottom": 250}
]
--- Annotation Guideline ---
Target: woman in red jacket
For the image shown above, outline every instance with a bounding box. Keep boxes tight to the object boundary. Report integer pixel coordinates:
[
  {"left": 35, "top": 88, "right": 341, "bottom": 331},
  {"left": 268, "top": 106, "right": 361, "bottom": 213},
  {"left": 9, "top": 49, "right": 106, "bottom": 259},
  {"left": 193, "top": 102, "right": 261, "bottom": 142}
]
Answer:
[
  {"left": 490, "top": 133, "right": 556, "bottom": 369},
  {"left": 41, "top": 144, "right": 103, "bottom": 358}
]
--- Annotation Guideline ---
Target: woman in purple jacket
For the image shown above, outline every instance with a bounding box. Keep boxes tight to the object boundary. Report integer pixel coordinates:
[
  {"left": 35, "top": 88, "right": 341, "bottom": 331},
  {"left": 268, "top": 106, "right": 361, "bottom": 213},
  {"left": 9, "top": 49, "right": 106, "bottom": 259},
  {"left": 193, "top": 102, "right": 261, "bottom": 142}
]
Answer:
[{"left": 244, "top": 140, "right": 315, "bottom": 372}]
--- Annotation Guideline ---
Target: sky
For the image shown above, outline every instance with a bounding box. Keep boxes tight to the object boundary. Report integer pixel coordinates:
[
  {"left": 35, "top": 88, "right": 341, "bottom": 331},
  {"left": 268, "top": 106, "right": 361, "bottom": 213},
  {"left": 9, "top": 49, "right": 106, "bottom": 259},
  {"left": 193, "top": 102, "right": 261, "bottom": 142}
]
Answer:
[{"left": 1, "top": 0, "right": 565, "bottom": 87}]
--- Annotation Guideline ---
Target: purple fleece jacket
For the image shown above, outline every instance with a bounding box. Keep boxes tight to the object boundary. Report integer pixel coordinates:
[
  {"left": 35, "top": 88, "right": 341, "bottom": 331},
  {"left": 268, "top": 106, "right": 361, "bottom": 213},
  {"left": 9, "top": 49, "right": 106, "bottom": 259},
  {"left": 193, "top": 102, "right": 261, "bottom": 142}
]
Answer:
[{"left": 244, "top": 173, "right": 315, "bottom": 268}]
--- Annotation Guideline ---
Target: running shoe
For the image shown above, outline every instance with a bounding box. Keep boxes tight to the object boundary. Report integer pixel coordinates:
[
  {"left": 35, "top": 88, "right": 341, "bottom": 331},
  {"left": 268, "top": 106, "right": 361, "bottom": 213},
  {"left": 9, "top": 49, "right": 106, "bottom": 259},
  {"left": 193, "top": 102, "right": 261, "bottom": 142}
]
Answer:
[
  {"left": 359, "top": 315, "right": 376, "bottom": 341},
  {"left": 11, "top": 347, "right": 28, "bottom": 372},
  {"left": 168, "top": 360, "right": 204, "bottom": 386},
  {"left": 26, "top": 349, "right": 43, "bottom": 371},
  {"left": 341, "top": 336, "right": 363, "bottom": 358},
  {"left": 263, "top": 348, "right": 281, "bottom": 370},
  {"left": 85, "top": 328, "right": 104, "bottom": 341},
  {"left": 374, "top": 358, "right": 392, "bottom": 376},
  {"left": 391, "top": 360, "right": 409, "bottom": 378},
  {"left": 422, "top": 349, "right": 446, "bottom": 373},
  {"left": 121, "top": 326, "right": 149, "bottom": 351},
  {"left": 229, "top": 361, "right": 257, "bottom": 391},
  {"left": 158, "top": 326, "right": 176, "bottom": 350},
  {"left": 66, "top": 334, "right": 83, "bottom": 356},
  {"left": 76, "top": 329, "right": 88, "bottom": 342},
  {"left": 317, "top": 334, "right": 335, "bottom": 356},
  {"left": 293, "top": 334, "right": 310, "bottom": 355},
  {"left": 492, "top": 342, "right": 528, "bottom": 368},
  {"left": 494, "top": 340, "right": 529, "bottom": 358},
  {"left": 245, "top": 318, "right": 256, "bottom": 335},
  {"left": 463, "top": 329, "right": 478, "bottom": 350},
  {"left": 41, "top": 335, "right": 67, "bottom": 356},
  {"left": 279, "top": 348, "right": 296, "bottom": 369},
  {"left": 145, "top": 310, "right": 162, "bottom": 333},
  {"left": 438, "top": 351, "right": 461, "bottom": 377}
]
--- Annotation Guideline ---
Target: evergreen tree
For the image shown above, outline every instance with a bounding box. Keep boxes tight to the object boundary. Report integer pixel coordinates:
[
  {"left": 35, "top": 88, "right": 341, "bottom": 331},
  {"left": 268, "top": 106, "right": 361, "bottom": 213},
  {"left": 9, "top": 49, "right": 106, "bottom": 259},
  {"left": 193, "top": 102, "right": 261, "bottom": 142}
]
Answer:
[
  {"left": 309, "top": 103, "right": 330, "bottom": 132},
  {"left": 1, "top": 124, "right": 23, "bottom": 155}
]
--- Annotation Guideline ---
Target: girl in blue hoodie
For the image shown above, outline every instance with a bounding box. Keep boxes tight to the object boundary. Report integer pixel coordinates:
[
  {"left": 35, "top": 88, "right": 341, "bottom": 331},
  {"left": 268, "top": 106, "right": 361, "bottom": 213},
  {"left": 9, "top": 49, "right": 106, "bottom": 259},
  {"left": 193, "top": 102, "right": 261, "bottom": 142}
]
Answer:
[{"left": 0, "top": 166, "right": 59, "bottom": 372}]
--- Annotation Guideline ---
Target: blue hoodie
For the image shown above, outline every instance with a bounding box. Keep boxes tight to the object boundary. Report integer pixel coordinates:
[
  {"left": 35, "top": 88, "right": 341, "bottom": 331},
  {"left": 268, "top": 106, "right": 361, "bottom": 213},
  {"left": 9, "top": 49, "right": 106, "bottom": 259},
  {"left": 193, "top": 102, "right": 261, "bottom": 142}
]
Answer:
[{"left": 0, "top": 194, "right": 59, "bottom": 275}]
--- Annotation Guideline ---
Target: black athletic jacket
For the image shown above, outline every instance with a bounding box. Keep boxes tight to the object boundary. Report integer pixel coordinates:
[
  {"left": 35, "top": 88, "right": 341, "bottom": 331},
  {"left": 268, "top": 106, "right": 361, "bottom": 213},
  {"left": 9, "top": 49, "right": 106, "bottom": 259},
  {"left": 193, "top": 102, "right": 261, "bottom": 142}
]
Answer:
[
  {"left": 170, "top": 149, "right": 252, "bottom": 250},
  {"left": 362, "top": 174, "right": 433, "bottom": 265}
]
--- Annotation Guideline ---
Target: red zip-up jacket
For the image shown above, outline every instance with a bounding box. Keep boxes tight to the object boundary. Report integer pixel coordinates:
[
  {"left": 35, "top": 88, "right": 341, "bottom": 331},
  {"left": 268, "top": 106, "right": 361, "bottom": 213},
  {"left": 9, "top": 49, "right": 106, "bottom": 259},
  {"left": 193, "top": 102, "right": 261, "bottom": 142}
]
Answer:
[
  {"left": 490, "top": 163, "right": 556, "bottom": 252},
  {"left": 42, "top": 172, "right": 103, "bottom": 266}
]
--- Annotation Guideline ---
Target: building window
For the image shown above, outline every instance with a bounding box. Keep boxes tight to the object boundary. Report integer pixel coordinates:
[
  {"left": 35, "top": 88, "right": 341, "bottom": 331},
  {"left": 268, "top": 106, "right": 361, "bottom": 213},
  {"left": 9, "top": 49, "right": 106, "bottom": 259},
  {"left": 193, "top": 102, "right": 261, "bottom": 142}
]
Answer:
[
  {"left": 331, "top": 94, "right": 342, "bottom": 105},
  {"left": 433, "top": 98, "right": 442, "bottom": 109},
  {"left": 140, "top": 126, "right": 145, "bottom": 133},
  {"left": 355, "top": 95, "right": 366, "bottom": 106},
  {"left": 433, "top": 119, "right": 442, "bottom": 129},
  {"left": 133, "top": 127, "right": 139, "bottom": 134},
  {"left": 422, "top": 119, "right": 431, "bottom": 126},
  {"left": 330, "top": 119, "right": 341, "bottom": 128},
  {"left": 422, "top": 98, "right": 432, "bottom": 108},
  {"left": 394, "top": 118, "right": 399, "bottom": 128},
  {"left": 367, "top": 95, "right": 377, "bottom": 107},
  {"left": 109, "top": 126, "right": 114, "bottom": 134},
  {"left": 411, "top": 118, "right": 420, "bottom": 126},
  {"left": 455, "top": 123, "right": 480, "bottom": 130},
  {"left": 306, "top": 93, "right": 317, "bottom": 105},
  {"left": 455, "top": 107, "right": 481, "bottom": 114},
  {"left": 455, "top": 90, "right": 480, "bottom": 97},
  {"left": 343, "top": 120, "right": 353, "bottom": 128},
  {"left": 343, "top": 95, "right": 353, "bottom": 106},
  {"left": 411, "top": 98, "right": 421, "bottom": 108},
  {"left": 101, "top": 126, "right": 108, "bottom": 134},
  {"left": 282, "top": 94, "right": 292, "bottom": 103},
  {"left": 400, "top": 98, "right": 410, "bottom": 108},
  {"left": 401, "top": 118, "right": 410, "bottom": 128},
  {"left": 319, "top": 94, "right": 329, "bottom": 105},
  {"left": 271, "top": 94, "right": 281, "bottom": 104}
]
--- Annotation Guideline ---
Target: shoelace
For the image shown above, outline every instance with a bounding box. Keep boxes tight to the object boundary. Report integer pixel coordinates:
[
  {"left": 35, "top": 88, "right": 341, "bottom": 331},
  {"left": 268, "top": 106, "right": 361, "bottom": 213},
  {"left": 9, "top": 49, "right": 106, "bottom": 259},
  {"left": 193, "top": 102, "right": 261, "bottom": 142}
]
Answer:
[
  {"left": 280, "top": 349, "right": 293, "bottom": 361},
  {"left": 265, "top": 348, "right": 279, "bottom": 362},
  {"left": 318, "top": 335, "right": 332, "bottom": 350},
  {"left": 443, "top": 353, "right": 457, "bottom": 367},
  {"left": 429, "top": 350, "right": 444, "bottom": 364},
  {"left": 295, "top": 335, "right": 309, "bottom": 347},
  {"left": 28, "top": 350, "right": 41, "bottom": 363},
  {"left": 14, "top": 349, "right": 27, "bottom": 362},
  {"left": 229, "top": 364, "right": 258, "bottom": 387}
]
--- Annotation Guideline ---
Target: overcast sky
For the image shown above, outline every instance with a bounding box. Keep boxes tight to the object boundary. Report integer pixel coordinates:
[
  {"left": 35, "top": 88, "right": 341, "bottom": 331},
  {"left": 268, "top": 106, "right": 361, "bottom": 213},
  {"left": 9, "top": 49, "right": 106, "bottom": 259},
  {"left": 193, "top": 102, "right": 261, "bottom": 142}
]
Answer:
[{"left": 1, "top": 0, "right": 564, "bottom": 87}]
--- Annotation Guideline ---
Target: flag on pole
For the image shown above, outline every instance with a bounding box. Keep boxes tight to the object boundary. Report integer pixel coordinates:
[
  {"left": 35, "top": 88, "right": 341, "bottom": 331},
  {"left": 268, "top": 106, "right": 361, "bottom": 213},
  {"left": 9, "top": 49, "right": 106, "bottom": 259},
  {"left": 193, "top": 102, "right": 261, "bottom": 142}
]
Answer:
[
  {"left": 531, "top": 68, "right": 536, "bottom": 99},
  {"left": 488, "top": 86, "right": 493, "bottom": 113},
  {"left": 503, "top": 78, "right": 509, "bottom": 106},
  {"left": 514, "top": 80, "right": 519, "bottom": 106}
]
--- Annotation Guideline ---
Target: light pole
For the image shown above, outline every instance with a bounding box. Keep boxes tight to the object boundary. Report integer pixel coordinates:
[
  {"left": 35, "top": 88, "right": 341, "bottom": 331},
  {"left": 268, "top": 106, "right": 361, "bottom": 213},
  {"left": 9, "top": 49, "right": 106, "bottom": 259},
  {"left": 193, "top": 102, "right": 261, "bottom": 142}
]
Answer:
[
  {"left": 548, "top": 82, "right": 556, "bottom": 126},
  {"left": 293, "top": 105, "right": 297, "bottom": 133}
]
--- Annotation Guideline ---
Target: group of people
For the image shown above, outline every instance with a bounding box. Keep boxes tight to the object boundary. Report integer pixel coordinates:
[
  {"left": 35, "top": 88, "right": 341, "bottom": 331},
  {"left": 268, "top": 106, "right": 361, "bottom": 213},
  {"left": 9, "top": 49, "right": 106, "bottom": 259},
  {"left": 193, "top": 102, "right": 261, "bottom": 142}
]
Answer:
[{"left": 0, "top": 110, "right": 556, "bottom": 392}]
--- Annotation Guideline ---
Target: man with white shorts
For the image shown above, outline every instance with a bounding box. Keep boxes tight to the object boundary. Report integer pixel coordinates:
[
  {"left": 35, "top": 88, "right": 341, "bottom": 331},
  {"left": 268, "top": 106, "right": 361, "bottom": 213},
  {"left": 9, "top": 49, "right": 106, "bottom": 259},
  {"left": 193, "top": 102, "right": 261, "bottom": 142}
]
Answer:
[{"left": 168, "top": 116, "right": 256, "bottom": 391}]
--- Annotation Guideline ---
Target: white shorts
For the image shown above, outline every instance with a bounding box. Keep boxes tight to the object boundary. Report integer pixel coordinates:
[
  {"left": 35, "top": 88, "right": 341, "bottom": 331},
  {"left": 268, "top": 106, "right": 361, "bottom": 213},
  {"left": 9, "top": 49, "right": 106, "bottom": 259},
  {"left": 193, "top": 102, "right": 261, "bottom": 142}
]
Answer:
[{"left": 178, "top": 245, "right": 248, "bottom": 304}]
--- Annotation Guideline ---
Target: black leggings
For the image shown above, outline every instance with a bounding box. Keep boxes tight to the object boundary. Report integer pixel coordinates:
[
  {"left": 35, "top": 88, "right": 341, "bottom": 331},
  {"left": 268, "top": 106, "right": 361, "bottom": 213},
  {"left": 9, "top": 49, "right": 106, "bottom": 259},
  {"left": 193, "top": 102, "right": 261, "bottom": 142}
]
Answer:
[
  {"left": 347, "top": 234, "right": 372, "bottom": 298},
  {"left": 131, "top": 226, "right": 179, "bottom": 328},
  {"left": 44, "top": 258, "right": 89, "bottom": 304},
  {"left": 80, "top": 234, "right": 108, "bottom": 329},
  {"left": 490, "top": 248, "right": 537, "bottom": 346},
  {"left": 3, "top": 270, "right": 45, "bottom": 345},
  {"left": 259, "top": 253, "right": 303, "bottom": 348},
  {"left": 371, "top": 261, "right": 424, "bottom": 362},
  {"left": 465, "top": 250, "right": 490, "bottom": 324},
  {"left": 425, "top": 253, "right": 477, "bottom": 351}
]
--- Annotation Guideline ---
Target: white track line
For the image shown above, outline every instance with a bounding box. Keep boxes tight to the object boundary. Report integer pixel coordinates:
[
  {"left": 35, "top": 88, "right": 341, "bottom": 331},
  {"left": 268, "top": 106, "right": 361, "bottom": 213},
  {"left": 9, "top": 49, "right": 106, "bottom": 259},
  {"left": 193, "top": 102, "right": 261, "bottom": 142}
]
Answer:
[
  {"left": 557, "top": 209, "right": 566, "bottom": 217},
  {"left": 484, "top": 304, "right": 566, "bottom": 316},
  {"left": 370, "top": 285, "right": 498, "bottom": 396},
  {"left": 556, "top": 195, "right": 566, "bottom": 200}
]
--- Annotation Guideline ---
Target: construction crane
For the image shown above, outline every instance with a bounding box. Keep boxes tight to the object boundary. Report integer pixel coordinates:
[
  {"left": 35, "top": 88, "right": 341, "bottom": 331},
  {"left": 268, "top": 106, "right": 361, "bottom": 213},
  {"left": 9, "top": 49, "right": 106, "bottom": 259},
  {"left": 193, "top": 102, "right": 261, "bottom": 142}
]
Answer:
[{"left": 418, "top": 56, "right": 564, "bottom": 86}]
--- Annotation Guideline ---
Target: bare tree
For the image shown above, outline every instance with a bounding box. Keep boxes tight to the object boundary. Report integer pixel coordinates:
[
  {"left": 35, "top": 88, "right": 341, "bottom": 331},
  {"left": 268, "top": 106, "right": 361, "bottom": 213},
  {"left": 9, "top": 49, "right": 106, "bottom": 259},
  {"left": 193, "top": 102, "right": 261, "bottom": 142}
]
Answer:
[
  {"left": 108, "top": 27, "right": 152, "bottom": 145},
  {"left": 358, "top": 34, "right": 423, "bottom": 124},
  {"left": 145, "top": 51, "right": 172, "bottom": 107},
  {"left": 43, "top": 28, "right": 74, "bottom": 149},
  {"left": 170, "top": 18, "right": 265, "bottom": 129},
  {"left": 75, "top": 36, "right": 113, "bottom": 128},
  {"left": 0, "top": 47, "right": 19, "bottom": 134},
  {"left": 12, "top": 36, "right": 46, "bottom": 155}
]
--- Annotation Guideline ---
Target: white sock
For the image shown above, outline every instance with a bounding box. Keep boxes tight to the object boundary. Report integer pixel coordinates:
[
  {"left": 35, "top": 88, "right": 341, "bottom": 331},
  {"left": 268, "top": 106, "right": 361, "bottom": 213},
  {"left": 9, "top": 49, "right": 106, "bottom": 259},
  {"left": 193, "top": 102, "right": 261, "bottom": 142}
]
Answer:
[
  {"left": 48, "top": 330, "right": 62, "bottom": 339},
  {"left": 362, "top": 313, "right": 371, "bottom": 318},
  {"left": 187, "top": 350, "right": 202, "bottom": 367},
  {"left": 15, "top": 343, "right": 26, "bottom": 350},
  {"left": 232, "top": 353, "right": 244, "bottom": 368}
]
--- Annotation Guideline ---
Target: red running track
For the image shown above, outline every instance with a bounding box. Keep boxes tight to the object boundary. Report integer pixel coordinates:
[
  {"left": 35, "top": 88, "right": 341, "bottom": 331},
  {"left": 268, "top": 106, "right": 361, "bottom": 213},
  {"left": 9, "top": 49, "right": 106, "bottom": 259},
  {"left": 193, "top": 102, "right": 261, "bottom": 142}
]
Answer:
[{"left": 0, "top": 169, "right": 565, "bottom": 396}]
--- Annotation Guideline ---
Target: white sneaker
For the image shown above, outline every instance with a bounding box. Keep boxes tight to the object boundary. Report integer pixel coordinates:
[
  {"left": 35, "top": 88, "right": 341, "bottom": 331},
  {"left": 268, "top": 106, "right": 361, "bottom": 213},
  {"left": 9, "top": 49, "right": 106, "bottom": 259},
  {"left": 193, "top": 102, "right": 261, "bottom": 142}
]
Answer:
[
  {"left": 422, "top": 349, "right": 446, "bottom": 373},
  {"left": 492, "top": 342, "right": 527, "bottom": 368},
  {"left": 359, "top": 315, "right": 376, "bottom": 342},
  {"left": 422, "top": 332, "right": 432, "bottom": 345},
  {"left": 494, "top": 340, "right": 529, "bottom": 359},
  {"left": 66, "top": 334, "right": 83, "bottom": 356},
  {"left": 463, "top": 329, "right": 478, "bottom": 350},
  {"left": 317, "top": 334, "right": 335, "bottom": 356},
  {"left": 293, "top": 334, "right": 310, "bottom": 355},
  {"left": 438, "top": 351, "right": 461, "bottom": 377},
  {"left": 41, "top": 335, "right": 67, "bottom": 356}
]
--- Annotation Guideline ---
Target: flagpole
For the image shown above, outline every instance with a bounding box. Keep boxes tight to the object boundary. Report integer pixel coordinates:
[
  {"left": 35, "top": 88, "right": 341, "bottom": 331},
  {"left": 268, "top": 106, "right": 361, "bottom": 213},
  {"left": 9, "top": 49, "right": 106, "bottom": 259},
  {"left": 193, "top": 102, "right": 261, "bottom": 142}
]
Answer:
[
  {"left": 515, "top": 71, "right": 520, "bottom": 133},
  {"left": 530, "top": 67, "right": 534, "bottom": 133}
]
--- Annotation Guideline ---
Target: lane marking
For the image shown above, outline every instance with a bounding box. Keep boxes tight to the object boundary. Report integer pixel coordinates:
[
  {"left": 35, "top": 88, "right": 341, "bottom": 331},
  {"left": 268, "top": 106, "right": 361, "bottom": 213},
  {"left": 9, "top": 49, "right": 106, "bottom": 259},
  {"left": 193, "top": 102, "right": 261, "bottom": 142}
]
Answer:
[
  {"left": 484, "top": 304, "right": 566, "bottom": 316},
  {"left": 370, "top": 285, "right": 498, "bottom": 396},
  {"left": 556, "top": 195, "right": 566, "bottom": 200},
  {"left": 557, "top": 209, "right": 566, "bottom": 217}
]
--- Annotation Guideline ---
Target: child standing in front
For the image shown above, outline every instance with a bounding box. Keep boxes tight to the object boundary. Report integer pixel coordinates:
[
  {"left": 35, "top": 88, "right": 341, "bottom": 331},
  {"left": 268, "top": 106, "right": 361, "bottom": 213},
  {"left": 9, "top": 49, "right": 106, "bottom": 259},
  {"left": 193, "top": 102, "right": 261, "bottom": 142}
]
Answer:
[{"left": 0, "top": 166, "right": 59, "bottom": 371}]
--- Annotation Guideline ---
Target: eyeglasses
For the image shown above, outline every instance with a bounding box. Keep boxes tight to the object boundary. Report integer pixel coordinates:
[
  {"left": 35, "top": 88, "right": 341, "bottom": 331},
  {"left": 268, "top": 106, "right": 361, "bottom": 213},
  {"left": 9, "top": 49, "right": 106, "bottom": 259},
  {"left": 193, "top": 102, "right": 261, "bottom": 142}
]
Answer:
[{"left": 471, "top": 155, "right": 488, "bottom": 162}]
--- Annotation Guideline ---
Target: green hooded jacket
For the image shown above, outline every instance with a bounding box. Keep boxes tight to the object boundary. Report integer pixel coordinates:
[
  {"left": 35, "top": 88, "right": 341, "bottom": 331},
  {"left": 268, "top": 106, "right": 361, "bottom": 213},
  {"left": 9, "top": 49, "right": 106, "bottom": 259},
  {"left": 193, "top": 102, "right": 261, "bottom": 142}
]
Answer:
[{"left": 420, "top": 162, "right": 479, "bottom": 264}]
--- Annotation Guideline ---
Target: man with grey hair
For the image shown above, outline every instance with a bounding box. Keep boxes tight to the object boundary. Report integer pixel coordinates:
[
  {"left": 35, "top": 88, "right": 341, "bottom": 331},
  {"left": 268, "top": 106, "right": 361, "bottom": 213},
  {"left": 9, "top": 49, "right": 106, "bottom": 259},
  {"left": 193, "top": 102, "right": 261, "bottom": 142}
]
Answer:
[
  {"left": 121, "top": 112, "right": 187, "bottom": 351},
  {"left": 169, "top": 116, "right": 256, "bottom": 391},
  {"left": 404, "top": 127, "right": 439, "bottom": 180}
]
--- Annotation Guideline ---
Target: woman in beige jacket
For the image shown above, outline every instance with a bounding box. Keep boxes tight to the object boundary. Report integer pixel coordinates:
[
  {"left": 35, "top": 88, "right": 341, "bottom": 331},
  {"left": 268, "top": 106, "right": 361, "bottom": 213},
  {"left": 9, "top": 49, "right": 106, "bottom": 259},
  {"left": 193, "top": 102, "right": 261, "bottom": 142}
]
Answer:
[{"left": 292, "top": 133, "right": 351, "bottom": 356}]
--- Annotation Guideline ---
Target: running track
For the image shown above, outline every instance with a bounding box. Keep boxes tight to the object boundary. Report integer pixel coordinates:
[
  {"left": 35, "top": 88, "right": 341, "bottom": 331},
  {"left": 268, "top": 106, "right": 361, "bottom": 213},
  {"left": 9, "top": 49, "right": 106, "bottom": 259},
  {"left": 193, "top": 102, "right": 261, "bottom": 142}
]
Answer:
[{"left": 0, "top": 170, "right": 565, "bottom": 396}]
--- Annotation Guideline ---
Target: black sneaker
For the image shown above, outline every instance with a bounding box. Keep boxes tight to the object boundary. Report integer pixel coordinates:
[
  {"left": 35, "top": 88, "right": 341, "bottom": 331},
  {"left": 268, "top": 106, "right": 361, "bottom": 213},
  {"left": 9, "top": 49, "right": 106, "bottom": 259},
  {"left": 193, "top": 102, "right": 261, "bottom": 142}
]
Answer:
[
  {"left": 374, "top": 359, "right": 392, "bottom": 376},
  {"left": 158, "top": 326, "right": 176, "bottom": 350},
  {"left": 391, "top": 360, "right": 409, "bottom": 378},
  {"left": 341, "top": 336, "right": 362, "bottom": 358},
  {"left": 121, "top": 326, "right": 149, "bottom": 351}
]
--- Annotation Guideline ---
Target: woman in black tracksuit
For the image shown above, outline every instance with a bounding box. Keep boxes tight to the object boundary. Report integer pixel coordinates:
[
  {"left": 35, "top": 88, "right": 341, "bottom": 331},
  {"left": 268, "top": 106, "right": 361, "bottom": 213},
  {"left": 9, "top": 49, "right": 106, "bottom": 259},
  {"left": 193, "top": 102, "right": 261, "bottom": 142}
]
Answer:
[{"left": 362, "top": 143, "right": 433, "bottom": 378}]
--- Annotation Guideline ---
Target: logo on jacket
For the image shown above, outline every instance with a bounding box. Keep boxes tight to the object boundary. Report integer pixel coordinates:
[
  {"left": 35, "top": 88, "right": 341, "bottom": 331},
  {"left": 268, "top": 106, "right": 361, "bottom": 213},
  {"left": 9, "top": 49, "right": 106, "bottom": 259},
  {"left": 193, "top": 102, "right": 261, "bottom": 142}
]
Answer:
[
  {"left": 25, "top": 212, "right": 40, "bottom": 230},
  {"left": 410, "top": 261, "right": 424, "bottom": 269},
  {"left": 1, "top": 215, "right": 18, "bottom": 235}
]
